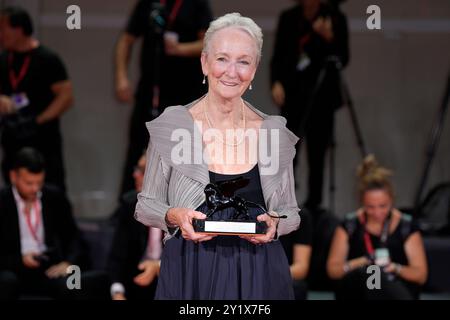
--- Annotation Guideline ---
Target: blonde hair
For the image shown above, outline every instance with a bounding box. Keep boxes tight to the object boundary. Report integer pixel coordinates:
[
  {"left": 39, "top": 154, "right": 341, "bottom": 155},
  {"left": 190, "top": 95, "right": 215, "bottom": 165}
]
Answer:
[
  {"left": 357, "top": 154, "right": 394, "bottom": 202},
  {"left": 202, "top": 13, "right": 263, "bottom": 64}
]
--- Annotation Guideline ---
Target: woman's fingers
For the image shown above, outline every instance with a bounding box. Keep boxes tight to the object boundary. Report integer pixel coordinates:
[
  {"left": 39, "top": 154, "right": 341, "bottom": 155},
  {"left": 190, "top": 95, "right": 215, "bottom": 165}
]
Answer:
[
  {"left": 197, "top": 235, "right": 216, "bottom": 242},
  {"left": 180, "top": 210, "right": 215, "bottom": 242},
  {"left": 237, "top": 214, "right": 276, "bottom": 245},
  {"left": 240, "top": 233, "right": 272, "bottom": 245}
]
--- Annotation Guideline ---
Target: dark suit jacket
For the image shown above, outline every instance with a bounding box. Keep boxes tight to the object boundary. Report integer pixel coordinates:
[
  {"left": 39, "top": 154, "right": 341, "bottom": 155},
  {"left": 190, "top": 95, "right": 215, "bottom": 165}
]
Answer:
[
  {"left": 108, "top": 190, "right": 150, "bottom": 285},
  {"left": 0, "top": 185, "right": 85, "bottom": 271}
]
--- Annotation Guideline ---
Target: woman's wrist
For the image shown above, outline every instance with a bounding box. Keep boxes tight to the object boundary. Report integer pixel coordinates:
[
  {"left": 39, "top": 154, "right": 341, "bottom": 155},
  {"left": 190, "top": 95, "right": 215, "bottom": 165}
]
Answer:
[
  {"left": 344, "top": 257, "right": 368, "bottom": 273},
  {"left": 165, "top": 208, "right": 178, "bottom": 228}
]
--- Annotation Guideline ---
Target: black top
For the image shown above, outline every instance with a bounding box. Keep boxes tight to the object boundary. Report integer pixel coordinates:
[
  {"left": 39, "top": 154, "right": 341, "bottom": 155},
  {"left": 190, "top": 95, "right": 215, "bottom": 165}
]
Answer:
[
  {"left": 125, "top": 0, "right": 213, "bottom": 106},
  {"left": 208, "top": 165, "right": 266, "bottom": 209},
  {"left": 0, "top": 45, "right": 68, "bottom": 143},
  {"left": 270, "top": 3, "right": 349, "bottom": 87},
  {"left": 341, "top": 213, "right": 421, "bottom": 265},
  {"left": 0, "top": 46, "right": 68, "bottom": 115},
  {"left": 279, "top": 209, "right": 313, "bottom": 265}
]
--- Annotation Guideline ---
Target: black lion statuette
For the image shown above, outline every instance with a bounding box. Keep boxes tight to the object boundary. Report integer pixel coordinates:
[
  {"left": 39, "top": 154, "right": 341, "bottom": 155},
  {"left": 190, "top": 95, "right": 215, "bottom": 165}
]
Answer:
[{"left": 204, "top": 177, "right": 265, "bottom": 220}]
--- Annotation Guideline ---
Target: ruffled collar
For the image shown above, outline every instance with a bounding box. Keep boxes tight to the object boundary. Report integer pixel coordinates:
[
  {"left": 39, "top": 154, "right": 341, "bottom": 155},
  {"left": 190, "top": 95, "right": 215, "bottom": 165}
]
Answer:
[{"left": 146, "top": 97, "right": 299, "bottom": 200}]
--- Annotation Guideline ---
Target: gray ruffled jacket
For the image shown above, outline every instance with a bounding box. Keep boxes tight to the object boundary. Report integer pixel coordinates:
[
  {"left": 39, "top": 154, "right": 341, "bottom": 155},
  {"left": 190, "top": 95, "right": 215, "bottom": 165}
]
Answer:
[{"left": 135, "top": 99, "right": 301, "bottom": 241}]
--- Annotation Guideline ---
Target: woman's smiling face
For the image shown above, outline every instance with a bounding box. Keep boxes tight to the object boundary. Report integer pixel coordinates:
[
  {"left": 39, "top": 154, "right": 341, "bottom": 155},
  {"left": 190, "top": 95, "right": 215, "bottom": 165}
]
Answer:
[{"left": 201, "top": 27, "right": 258, "bottom": 100}]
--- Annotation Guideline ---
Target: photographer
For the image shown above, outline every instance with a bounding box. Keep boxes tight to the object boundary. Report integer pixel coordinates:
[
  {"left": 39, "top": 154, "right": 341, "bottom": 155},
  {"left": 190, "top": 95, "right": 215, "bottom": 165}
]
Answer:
[
  {"left": 270, "top": 0, "right": 349, "bottom": 213},
  {"left": 0, "top": 6, "right": 73, "bottom": 191},
  {"left": 115, "top": 0, "right": 213, "bottom": 195},
  {"left": 326, "top": 155, "right": 428, "bottom": 300}
]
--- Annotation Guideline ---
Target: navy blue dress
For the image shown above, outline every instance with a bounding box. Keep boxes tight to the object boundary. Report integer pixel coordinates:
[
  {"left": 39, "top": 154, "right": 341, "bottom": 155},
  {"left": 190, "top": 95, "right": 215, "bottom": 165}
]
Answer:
[{"left": 155, "top": 165, "right": 294, "bottom": 300}]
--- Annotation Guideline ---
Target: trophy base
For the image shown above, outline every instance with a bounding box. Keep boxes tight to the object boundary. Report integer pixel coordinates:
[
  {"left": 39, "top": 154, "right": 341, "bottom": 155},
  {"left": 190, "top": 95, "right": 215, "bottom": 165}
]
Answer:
[{"left": 193, "top": 219, "right": 267, "bottom": 235}]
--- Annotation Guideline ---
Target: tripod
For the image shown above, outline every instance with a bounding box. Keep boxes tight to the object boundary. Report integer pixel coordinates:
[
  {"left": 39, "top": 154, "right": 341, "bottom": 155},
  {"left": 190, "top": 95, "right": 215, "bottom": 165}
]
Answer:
[
  {"left": 413, "top": 72, "right": 450, "bottom": 216},
  {"left": 298, "top": 56, "right": 368, "bottom": 214},
  {"left": 149, "top": 3, "right": 166, "bottom": 118},
  {"left": 329, "top": 57, "right": 368, "bottom": 213}
]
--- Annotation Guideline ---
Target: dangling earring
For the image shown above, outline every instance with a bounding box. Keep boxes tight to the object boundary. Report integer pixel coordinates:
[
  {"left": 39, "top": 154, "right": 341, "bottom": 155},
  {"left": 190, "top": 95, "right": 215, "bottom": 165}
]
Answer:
[
  {"left": 202, "top": 75, "right": 206, "bottom": 84},
  {"left": 249, "top": 83, "right": 253, "bottom": 90}
]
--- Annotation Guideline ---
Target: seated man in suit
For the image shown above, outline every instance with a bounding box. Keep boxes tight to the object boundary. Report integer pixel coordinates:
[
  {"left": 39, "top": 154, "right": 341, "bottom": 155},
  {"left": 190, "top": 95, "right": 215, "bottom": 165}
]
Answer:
[
  {"left": 108, "top": 153, "right": 162, "bottom": 300},
  {"left": 0, "top": 147, "right": 87, "bottom": 299}
]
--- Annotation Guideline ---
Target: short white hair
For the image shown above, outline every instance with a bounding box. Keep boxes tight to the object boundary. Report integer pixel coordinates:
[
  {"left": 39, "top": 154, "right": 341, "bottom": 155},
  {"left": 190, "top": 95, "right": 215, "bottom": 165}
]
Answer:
[{"left": 203, "top": 13, "right": 263, "bottom": 64}]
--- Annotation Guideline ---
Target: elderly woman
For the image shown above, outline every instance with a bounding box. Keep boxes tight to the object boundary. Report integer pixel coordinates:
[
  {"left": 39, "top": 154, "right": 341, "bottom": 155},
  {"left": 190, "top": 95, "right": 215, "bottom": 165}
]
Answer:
[
  {"left": 327, "top": 155, "right": 428, "bottom": 300},
  {"left": 135, "top": 13, "right": 300, "bottom": 300}
]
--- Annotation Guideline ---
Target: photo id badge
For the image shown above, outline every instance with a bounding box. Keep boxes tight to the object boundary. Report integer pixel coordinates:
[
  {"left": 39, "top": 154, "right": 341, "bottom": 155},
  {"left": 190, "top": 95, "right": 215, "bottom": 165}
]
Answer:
[
  {"left": 296, "top": 52, "right": 311, "bottom": 71},
  {"left": 11, "top": 92, "right": 30, "bottom": 110},
  {"left": 375, "top": 248, "right": 390, "bottom": 267}
]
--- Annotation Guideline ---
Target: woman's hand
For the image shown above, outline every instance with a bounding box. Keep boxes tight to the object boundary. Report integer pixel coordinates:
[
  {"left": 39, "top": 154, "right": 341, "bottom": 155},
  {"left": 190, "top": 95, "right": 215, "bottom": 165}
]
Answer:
[
  {"left": 383, "top": 262, "right": 401, "bottom": 275},
  {"left": 240, "top": 213, "right": 278, "bottom": 245},
  {"left": 347, "top": 256, "right": 371, "bottom": 271},
  {"left": 166, "top": 208, "right": 215, "bottom": 242}
]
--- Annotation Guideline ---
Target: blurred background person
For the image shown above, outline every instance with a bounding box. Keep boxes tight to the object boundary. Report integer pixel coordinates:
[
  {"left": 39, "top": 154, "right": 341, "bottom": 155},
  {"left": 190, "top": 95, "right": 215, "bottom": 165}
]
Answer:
[
  {"left": 108, "top": 152, "right": 162, "bottom": 300},
  {"left": 0, "top": 6, "right": 73, "bottom": 192},
  {"left": 115, "top": 0, "right": 213, "bottom": 196},
  {"left": 270, "top": 0, "right": 349, "bottom": 214},
  {"left": 327, "top": 155, "right": 428, "bottom": 300},
  {"left": 0, "top": 148, "right": 86, "bottom": 299},
  {"left": 280, "top": 209, "right": 313, "bottom": 300}
]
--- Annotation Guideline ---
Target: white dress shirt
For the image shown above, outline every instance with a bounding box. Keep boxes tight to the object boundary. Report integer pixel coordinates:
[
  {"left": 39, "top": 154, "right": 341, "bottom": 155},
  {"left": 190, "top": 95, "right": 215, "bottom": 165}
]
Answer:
[{"left": 12, "top": 187, "right": 47, "bottom": 255}]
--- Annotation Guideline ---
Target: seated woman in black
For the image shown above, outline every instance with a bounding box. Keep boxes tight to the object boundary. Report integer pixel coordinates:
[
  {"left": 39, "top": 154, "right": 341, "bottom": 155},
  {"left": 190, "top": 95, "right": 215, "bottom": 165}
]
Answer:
[
  {"left": 280, "top": 209, "right": 312, "bottom": 300},
  {"left": 327, "top": 155, "right": 427, "bottom": 300}
]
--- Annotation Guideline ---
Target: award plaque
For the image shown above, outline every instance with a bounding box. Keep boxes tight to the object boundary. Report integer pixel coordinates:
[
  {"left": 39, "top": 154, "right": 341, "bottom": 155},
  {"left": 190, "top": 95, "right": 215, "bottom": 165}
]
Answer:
[{"left": 193, "top": 177, "right": 267, "bottom": 235}]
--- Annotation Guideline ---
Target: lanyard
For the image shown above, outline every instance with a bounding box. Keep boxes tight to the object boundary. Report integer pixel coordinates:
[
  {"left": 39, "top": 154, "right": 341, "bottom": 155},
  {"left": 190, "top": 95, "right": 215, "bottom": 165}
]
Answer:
[
  {"left": 299, "top": 34, "right": 311, "bottom": 51},
  {"left": 8, "top": 52, "right": 31, "bottom": 92},
  {"left": 362, "top": 211, "right": 391, "bottom": 257},
  {"left": 23, "top": 201, "right": 42, "bottom": 245},
  {"left": 160, "top": 0, "right": 183, "bottom": 29}
]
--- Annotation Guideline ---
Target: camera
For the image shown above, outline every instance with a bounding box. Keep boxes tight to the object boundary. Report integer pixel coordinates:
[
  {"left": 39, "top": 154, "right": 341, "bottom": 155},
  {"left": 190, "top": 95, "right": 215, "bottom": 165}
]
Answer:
[
  {"left": 0, "top": 113, "right": 38, "bottom": 145},
  {"left": 149, "top": 3, "right": 166, "bottom": 34},
  {"left": 33, "top": 253, "right": 50, "bottom": 264}
]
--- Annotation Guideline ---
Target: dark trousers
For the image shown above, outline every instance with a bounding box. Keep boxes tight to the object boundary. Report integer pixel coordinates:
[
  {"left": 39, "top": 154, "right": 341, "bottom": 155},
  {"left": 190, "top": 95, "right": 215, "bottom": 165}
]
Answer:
[
  {"left": 0, "top": 268, "right": 109, "bottom": 300},
  {"left": 334, "top": 268, "right": 419, "bottom": 300}
]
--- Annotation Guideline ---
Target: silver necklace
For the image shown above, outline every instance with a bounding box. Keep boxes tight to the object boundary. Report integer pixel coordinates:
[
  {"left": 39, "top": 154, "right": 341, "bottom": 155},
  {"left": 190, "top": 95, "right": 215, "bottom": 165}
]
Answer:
[{"left": 203, "top": 97, "right": 246, "bottom": 147}]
